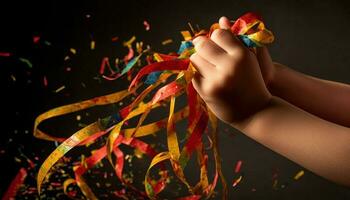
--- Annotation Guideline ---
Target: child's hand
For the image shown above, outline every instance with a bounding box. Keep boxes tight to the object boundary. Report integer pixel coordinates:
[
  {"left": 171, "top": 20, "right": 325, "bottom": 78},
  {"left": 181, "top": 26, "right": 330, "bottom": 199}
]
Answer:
[{"left": 190, "top": 16, "right": 271, "bottom": 125}]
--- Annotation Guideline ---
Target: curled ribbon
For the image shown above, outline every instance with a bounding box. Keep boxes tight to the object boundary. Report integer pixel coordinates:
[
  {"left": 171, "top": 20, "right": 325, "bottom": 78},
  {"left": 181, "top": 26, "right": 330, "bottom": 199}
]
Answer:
[{"left": 35, "top": 12, "right": 273, "bottom": 199}]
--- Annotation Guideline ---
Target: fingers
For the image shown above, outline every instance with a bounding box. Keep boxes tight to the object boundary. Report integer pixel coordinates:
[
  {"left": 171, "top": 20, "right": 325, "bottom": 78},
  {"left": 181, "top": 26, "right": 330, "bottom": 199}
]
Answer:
[
  {"left": 190, "top": 53, "right": 216, "bottom": 78},
  {"left": 219, "top": 16, "right": 231, "bottom": 29},
  {"left": 210, "top": 28, "right": 244, "bottom": 55},
  {"left": 192, "top": 36, "right": 227, "bottom": 65}
]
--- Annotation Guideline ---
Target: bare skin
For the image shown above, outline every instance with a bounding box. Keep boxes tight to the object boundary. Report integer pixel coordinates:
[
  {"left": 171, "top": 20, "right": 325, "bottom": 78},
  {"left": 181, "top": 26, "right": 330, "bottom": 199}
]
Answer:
[{"left": 190, "top": 16, "right": 350, "bottom": 187}]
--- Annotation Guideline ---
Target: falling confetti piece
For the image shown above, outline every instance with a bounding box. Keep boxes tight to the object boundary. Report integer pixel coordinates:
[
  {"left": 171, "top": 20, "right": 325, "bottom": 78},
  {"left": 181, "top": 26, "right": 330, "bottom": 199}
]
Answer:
[
  {"left": 234, "top": 160, "right": 243, "bottom": 173},
  {"left": 19, "top": 58, "right": 32, "bottom": 68},
  {"left": 294, "top": 170, "right": 304, "bottom": 180},
  {"left": 91, "top": 41, "right": 95, "bottom": 50},
  {"left": 181, "top": 31, "right": 192, "bottom": 41},
  {"left": 55, "top": 85, "right": 66, "bottom": 93},
  {"left": 232, "top": 175, "right": 243, "bottom": 188},
  {"left": 111, "top": 36, "right": 119, "bottom": 42},
  {"left": 44, "top": 40, "right": 51, "bottom": 46},
  {"left": 162, "top": 39, "right": 173, "bottom": 45},
  {"left": 33, "top": 36, "right": 40, "bottom": 44},
  {"left": 0, "top": 52, "right": 11, "bottom": 57},
  {"left": 143, "top": 20, "right": 150, "bottom": 31},
  {"left": 70, "top": 48, "right": 77, "bottom": 54},
  {"left": 10, "top": 75, "right": 16, "bottom": 82},
  {"left": 123, "top": 36, "right": 136, "bottom": 48},
  {"left": 43, "top": 76, "right": 48, "bottom": 87}
]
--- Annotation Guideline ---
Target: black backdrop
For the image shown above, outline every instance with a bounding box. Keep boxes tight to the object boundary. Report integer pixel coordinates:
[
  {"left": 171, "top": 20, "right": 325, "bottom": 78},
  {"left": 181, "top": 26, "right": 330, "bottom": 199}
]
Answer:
[{"left": 1, "top": 0, "right": 350, "bottom": 199}]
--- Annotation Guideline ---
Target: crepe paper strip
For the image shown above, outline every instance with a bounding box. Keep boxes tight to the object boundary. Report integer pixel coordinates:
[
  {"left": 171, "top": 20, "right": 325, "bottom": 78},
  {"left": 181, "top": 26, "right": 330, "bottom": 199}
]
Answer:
[
  {"left": 2, "top": 168, "right": 27, "bottom": 200},
  {"left": 72, "top": 135, "right": 161, "bottom": 199},
  {"left": 232, "top": 175, "right": 243, "bottom": 187},
  {"left": 177, "top": 41, "right": 194, "bottom": 54},
  {"left": 208, "top": 109, "right": 228, "bottom": 199},
  {"left": 294, "top": 170, "right": 304, "bottom": 180},
  {"left": 19, "top": 57, "right": 32, "bottom": 68},
  {"left": 33, "top": 86, "right": 139, "bottom": 142},
  {"left": 144, "top": 152, "right": 171, "bottom": 199},
  {"left": 36, "top": 122, "right": 103, "bottom": 194},
  {"left": 0, "top": 52, "right": 11, "bottom": 57},
  {"left": 63, "top": 178, "right": 77, "bottom": 198},
  {"left": 166, "top": 96, "right": 193, "bottom": 191},
  {"left": 177, "top": 195, "right": 202, "bottom": 200},
  {"left": 129, "top": 59, "right": 190, "bottom": 90},
  {"left": 35, "top": 12, "right": 274, "bottom": 200},
  {"left": 234, "top": 160, "right": 243, "bottom": 173}
]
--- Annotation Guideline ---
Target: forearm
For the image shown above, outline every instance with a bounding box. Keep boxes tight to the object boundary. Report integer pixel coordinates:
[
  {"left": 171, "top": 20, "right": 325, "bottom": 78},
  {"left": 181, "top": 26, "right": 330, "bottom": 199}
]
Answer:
[
  {"left": 269, "top": 63, "right": 350, "bottom": 127},
  {"left": 233, "top": 96, "right": 350, "bottom": 186}
]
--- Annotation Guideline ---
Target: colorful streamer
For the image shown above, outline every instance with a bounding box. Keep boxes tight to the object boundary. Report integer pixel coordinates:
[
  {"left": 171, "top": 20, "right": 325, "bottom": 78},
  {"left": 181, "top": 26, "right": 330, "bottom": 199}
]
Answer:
[{"left": 34, "top": 12, "right": 274, "bottom": 199}]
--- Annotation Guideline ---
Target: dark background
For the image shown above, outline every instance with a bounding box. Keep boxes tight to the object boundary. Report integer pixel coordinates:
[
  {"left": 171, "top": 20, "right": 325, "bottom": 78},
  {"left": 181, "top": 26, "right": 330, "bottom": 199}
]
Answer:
[{"left": 1, "top": 0, "right": 350, "bottom": 199}]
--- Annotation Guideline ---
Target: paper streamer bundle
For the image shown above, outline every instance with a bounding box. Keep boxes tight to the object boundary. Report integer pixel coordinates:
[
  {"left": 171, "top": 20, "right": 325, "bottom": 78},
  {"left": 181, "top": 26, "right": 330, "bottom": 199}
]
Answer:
[{"left": 34, "top": 12, "right": 274, "bottom": 199}]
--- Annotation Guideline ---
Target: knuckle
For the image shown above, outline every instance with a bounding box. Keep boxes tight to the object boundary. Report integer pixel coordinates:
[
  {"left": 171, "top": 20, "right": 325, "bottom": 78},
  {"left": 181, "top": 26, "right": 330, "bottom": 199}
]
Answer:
[{"left": 211, "top": 29, "right": 229, "bottom": 41}]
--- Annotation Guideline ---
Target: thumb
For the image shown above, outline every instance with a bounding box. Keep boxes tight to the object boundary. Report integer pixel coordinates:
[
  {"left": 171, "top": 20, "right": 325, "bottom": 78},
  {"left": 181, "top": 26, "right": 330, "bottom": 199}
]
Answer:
[
  {"left": 219, "top": 16, "right": 231, "bottom": 30},
  {"left": 256, "top": 46, "right": 274, "bottom": 85}
]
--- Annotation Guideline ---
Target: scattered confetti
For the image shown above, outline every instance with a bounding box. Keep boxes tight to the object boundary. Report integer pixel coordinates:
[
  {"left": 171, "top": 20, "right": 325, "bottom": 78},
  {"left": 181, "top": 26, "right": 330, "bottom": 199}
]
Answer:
[
  {"left": 294, "top": 170, "right": 304, "bottom": 180},
  {"left": 33, "top": 36, "right": 40, "bottom": 44},
  {"left": 91, "top": 40, "right": 96, "bottom": 50},
  {"left": 232, "top": 175, "right": 243, "bottom": 188},
  {"left": 54, "top": 85, "right": 66, "bottom": 93},
  {"left": 19, "top": 58, "right": 32, "bottom": 68},
  {"left": 234, "top": 160, "right": 243, "bottom": 173},
  {"left": 70, "top": 48, "right": 77, "bottom": 55},
  {"left": 0, "top": 52, "right": 11, "bottom": 57},
  {"left": 111, "top": 36, "right": 119, "bottom": 42},
  {"left": 161, "top": 39, "right": 173, "bottom": 45},
  {"left": 143, "top": 20, "right": 150, "bottom": 31}
]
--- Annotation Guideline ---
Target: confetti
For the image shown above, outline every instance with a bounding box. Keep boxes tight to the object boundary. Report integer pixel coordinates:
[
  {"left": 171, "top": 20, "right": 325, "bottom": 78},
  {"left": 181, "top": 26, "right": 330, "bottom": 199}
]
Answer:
[
  {"left": 43, "top": 76, "right": 48, "bottom": 87},
  {"left": 10, "top": 75, "right": 16, "bottom": 82},
  {"left": 34, "top": 12, "right": 274, "bottom": 200},
  {"left": 0, "top": 52, "right": 11, "bottom": 57},
  {"left": 70, "top": 48, "right": 77, "bottom": 55},
  {"left": 161, "top": 39, "right": 173, "bottom": 45},
  {"left": 33, "top": 36, "right": 40, "bottom": 44},
  {"left": 294, "top": 170, "right": 304, "bottom": 180},
  {"left": 111, "top": 36, "right": 119, "bottom": 42},
  {"left": 55, "top": 85, "right": 66, "bottom": 93},
  {"left": 232, "top": 175, "right": 243, "bottom": 188},
  {"left": 234, "top": 160, "right": 243, "bottom": 173},
  {"left": 90, "top": 40, "right": 95, "bottom": 50},
  {"left": 19, "top": 57, "right": 32, "bottom": 68},
  {"left": 143, "top": 20, "right": 150, "bottom": 31}
]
